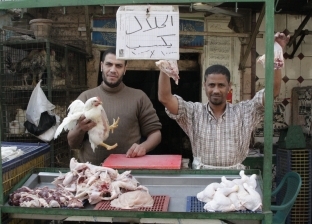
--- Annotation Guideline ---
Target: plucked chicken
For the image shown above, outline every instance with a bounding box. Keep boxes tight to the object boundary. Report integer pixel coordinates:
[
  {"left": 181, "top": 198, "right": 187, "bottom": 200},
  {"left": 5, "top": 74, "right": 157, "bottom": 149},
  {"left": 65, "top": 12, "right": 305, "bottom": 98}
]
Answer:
[
  {"left": 54, "top": 97, "right": 119, "bottom": 151},
  {"left": 203, "top": 185, "right": 238, "bottom": 212},
  {"left": 197, "top": 170, "right": 262, "bottom": 212},
  {"left": 51, "top": 158, "right": 151, "bottom": 207},
  {"left": 110, "top": 190, "right": 154, "bottom": 209},
  {"left": 155, "top": 60, "right": 180, "bottom": 85},
  {"left": 197, "top": 182, "right": 223, "bottom": 203}
]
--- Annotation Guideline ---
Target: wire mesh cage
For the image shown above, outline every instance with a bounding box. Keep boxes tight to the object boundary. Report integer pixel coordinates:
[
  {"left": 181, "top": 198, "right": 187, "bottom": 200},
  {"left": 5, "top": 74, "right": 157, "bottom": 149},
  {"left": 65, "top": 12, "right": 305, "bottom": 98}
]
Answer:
[
  {"left": 0, "top": 28, "right": 88, "bottom": 168},
  {"left": 276, "top": 148, "right": 312, "bottom": 224}
]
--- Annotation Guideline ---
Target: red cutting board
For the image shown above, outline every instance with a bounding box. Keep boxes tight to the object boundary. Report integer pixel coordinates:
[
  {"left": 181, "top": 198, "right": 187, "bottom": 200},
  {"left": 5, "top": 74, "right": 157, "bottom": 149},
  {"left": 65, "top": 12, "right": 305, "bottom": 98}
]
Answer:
[{"left": 102, "top": 154, "right": 182, "bottom": 169}]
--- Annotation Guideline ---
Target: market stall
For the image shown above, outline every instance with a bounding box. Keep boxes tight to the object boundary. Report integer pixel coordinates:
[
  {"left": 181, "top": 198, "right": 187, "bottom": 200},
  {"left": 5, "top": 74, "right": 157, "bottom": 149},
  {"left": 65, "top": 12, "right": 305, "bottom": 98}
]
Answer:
[
  {"left": 3, "top": 167, "right": 265, "bottom": 223},
  {"left": 0, "top": 0, "right": 276, "bottom": 223}
]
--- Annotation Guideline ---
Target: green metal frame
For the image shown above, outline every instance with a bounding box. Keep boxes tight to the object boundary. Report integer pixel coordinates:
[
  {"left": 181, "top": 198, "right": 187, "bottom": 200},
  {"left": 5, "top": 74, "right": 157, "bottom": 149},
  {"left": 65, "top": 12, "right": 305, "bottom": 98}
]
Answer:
[{"left": 0, "top": 0, "right": 275, "bottom": 223}]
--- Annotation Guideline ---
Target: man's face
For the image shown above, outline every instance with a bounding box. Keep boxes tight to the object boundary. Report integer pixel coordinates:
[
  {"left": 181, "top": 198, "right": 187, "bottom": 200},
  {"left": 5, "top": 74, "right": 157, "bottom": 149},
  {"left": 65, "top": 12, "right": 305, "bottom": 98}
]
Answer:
[
  {"left": 204, "top": 73, "right": 231, "bottom": 106},
  {"left": 101, "top": 53, "right": 126, "bottom": 88}
]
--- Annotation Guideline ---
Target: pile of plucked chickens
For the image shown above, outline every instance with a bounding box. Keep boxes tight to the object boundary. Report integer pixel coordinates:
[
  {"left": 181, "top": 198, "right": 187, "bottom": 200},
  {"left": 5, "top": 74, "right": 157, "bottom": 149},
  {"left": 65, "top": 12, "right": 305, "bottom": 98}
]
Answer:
[
  {"left": 9, "top": 158, "right": 154, "bottom": 209},
  {"left": 197, "top": 170, "right": 262, "bottom": 212}
]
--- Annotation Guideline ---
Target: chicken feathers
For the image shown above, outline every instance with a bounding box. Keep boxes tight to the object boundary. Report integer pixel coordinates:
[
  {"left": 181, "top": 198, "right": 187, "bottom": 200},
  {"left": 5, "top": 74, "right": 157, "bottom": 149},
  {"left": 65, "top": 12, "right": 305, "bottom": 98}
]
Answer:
[
  {"left": 54, "top": 97, "right": 119, "bottom": 152},
  {"left": 5, "top": 50, "right": 39, "bottom": 86},
  {"left": 30, "top": 49, "right": 47, "bottom": 86}
]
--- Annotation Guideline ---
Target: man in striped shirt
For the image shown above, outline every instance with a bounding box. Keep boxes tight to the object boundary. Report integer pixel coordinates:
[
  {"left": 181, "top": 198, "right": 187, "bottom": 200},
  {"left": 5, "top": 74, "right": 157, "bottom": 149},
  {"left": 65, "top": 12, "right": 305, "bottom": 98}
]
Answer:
[{"left": 158, "top": 32, "right": 289, "bottom": 169}]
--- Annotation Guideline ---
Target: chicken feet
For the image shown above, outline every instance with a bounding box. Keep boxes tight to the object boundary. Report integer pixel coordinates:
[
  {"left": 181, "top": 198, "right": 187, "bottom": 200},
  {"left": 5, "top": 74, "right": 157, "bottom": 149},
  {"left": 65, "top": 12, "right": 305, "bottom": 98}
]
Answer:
[
  {"left": 98, "top": 117, "right": 120, "bottom": 150},
  {"left": 99, "top": 142, "right": 118, "bottom": 151},
  {"left": 110, "top": 117, "right": 120, "bottom": 133}
]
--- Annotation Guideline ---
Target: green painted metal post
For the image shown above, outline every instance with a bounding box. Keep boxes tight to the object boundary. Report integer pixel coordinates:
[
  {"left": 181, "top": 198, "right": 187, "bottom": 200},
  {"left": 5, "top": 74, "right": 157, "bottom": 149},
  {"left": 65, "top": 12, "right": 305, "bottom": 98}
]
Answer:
[
  {"left": 263, "top": 0, "right": 275, "bottom": 223},
  {"left": 0, "top": 41, "right": 3, "bottom": 217},
  {"left": 0, "top": 1, "right": 275, "bottom": 223}
]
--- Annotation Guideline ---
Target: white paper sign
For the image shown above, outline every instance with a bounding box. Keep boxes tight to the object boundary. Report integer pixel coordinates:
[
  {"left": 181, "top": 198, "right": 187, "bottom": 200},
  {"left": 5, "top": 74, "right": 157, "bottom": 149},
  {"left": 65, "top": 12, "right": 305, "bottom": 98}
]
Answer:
[{"left": 116, "top": 5, "right": 179, "bottom": 60}]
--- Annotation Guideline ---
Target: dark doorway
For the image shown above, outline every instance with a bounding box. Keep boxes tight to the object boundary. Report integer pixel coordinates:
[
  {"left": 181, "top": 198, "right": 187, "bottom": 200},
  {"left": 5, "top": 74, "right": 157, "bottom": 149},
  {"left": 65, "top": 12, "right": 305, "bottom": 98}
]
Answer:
[
  {"left": 123, "top": 70, "right": 201, "bottom": 160},
  {"left": 97, "top": 56, "right": 201, "bottom": 160}
]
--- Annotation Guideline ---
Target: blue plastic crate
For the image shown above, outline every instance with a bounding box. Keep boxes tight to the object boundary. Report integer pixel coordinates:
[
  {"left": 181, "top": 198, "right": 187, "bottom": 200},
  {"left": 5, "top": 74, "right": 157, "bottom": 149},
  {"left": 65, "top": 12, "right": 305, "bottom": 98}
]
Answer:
[{"left": 1, "top": 142, "right": 50, "bottom": 173}]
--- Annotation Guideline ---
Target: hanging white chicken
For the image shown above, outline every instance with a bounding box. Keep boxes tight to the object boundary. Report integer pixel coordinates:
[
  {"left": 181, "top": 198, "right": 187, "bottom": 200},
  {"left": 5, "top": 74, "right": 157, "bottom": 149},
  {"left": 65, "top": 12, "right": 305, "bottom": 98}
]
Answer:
[{"left": 54, "top": 96, "right": 119, "bottom": 151}]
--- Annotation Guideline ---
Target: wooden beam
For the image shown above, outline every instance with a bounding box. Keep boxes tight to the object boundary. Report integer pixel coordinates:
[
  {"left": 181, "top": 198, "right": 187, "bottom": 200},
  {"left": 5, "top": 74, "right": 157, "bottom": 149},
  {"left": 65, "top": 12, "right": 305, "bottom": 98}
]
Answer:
[
  {"left": 2, "top": 26, "right": 34, "bottom": 36},
  {"left": 239, "top": 3, "right": 265, "bottom": 70},
  {"left": 0, "top": 0, "right": 262, "bottom": 10},
  {"left": 92, "top": 44, "right": 203, "bottom": 53},
  {"left": 78, "top": 27, "right": 263, "bottom": 38},
  {"left": 126, "top": 59, "right": 199, "bottom": 71},
  {"left": 287, "top": 10, "right": 312, "bottom": 47}
]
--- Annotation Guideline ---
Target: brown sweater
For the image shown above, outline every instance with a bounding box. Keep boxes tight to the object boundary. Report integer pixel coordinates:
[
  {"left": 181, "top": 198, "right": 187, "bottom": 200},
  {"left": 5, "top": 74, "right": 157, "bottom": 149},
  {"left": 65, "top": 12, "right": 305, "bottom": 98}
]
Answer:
[{"left": 75, "top": 82, "right": 161, "bottom": 165}]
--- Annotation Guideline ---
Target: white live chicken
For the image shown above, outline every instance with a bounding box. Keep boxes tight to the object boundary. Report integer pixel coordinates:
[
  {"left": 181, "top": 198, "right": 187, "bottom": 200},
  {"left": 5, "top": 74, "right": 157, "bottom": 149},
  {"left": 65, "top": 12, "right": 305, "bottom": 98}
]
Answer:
[{"left": 54, "top": 97, "right": 119, "bottom": 151}]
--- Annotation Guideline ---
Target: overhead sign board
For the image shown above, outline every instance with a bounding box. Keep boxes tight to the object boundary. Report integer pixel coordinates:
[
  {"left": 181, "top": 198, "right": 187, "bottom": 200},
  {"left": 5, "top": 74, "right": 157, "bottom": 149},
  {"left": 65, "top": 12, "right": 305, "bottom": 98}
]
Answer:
[{"left": 116, "top": 5, "right": 179, "bottom": 60}]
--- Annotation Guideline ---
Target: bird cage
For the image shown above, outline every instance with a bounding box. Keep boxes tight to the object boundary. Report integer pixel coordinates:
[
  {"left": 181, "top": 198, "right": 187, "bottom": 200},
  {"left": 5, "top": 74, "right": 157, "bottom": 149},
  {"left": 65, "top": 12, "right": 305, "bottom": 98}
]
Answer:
[{"left": 0, "top": 28, "right": 88, "bottom": 167}]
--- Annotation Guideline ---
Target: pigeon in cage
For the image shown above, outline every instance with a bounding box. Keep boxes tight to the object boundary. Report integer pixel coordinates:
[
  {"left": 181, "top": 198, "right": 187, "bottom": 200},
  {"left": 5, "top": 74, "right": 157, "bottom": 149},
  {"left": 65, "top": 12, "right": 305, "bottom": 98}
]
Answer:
[
  {"left": 15, "top": 108, "right": 26, "bottom": 134},
  {"left": 5, "top": 51, "right": 35, "bottom": 86},
  {"left": 50, "top": 50, "right": 65, "bottom": 86},
  {"left": 54, "top": 97, "right": 120, "bottom": 152},
  {"left": 9, "top": 119, "right": 25, "bottom": 134},
  {"left": 29, "top": 49, "right": 47, "bottom": 86}
]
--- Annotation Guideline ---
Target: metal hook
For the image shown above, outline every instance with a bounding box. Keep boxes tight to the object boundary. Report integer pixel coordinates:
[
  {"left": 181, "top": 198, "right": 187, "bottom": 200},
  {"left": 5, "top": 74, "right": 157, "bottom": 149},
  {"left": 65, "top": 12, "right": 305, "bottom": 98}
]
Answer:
[
  {"left": 275, "top": 0, "right": 282, "bottom": 13},
  {"left": 189, "top": 3, "right": 193, "bottom": 12},
  {"left": 235, "top": 2, "right": 238, "bottom": 13}
]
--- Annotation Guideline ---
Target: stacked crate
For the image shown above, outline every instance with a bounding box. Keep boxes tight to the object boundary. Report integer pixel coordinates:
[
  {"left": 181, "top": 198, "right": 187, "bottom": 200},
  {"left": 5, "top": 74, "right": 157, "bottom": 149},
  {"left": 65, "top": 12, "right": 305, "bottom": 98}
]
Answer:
[
  {"left": 276, "top": 148, "right": 312, "bottom": 224},
  {"left": 1, "top": 142, "right": 50, "bottom": 195},
  {"left": 0, "top": 28, "right": 87, "bottom": 168}
]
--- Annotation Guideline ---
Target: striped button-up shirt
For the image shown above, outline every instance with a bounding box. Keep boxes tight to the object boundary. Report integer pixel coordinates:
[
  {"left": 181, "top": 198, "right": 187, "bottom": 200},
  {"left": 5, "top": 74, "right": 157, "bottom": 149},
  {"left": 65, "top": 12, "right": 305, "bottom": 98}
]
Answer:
[{"left": 166, "top": 89, "right": 265, "bottom": 168}]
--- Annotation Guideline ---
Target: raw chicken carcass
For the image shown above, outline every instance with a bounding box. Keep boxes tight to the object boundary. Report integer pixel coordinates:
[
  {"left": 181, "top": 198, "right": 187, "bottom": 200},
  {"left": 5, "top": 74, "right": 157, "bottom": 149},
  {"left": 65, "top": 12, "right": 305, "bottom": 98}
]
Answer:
[
  {"left": 257, "top": 42, "right": 284, "bottom": 70},
  {"left": 239, "top": 183, "right": 262, "bottom": 211},
  {"left": 54, "top": 97, "right": 119, "bottom": 151},
  {"left": 155, "top": 60, "right": 180, "bottom": 85},
  {"left": 203, "top": 185, "right": 238, "bottom": 212},
  {"left": 197, "top": 182, "right": 223, "bottom": 203},
  {"left": 110, "top": 190, "right": 154, "bottom": 209},
  {"left": 220, "top": 176, "right": 236, "bottom": 187}
]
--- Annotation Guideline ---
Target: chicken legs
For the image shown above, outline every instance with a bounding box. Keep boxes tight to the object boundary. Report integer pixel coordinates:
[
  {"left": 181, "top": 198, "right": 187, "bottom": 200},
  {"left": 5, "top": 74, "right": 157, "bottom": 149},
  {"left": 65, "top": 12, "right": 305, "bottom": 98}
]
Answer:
[{"left": 98, "top": 117, "right": 120, "bottom": 150}]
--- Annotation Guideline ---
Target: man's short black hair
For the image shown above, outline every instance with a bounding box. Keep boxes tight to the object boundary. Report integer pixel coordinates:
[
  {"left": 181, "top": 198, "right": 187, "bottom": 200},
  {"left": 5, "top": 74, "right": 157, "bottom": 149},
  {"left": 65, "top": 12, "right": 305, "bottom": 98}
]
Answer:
[
  {"left": 101, "top": 47, "right": 127, "bottom": 65},
  {"left": 204, "top": 64, "right": 231, "bottom": 83}
]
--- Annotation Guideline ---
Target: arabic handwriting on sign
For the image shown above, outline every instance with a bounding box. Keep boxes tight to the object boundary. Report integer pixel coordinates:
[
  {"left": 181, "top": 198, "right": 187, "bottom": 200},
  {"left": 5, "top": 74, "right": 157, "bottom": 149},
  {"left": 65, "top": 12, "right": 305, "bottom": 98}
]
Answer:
[
  {"left": 131, "top": 50, "right": 177, "bottom": 57},
  {"left": 126, "top": 15, "right": 174, "bottom": 35},
  {"left": 126, "top": 34, "right": 175, "bottom": 50},
  {"left": 126, "top": 43, "right": 173, "bottom": 49},
  {"left": 126, "top": 16, "right": 142, "bottom": 35},
  {"left": 158, "top": 34, "right": 175, "bottom": 46}
]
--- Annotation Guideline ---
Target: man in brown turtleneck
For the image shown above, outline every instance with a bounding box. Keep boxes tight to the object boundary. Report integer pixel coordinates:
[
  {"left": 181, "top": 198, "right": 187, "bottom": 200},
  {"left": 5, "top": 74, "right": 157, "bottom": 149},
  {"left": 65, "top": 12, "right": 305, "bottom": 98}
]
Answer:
[{"left": 67, "top": 47, "right": 162, "bottom": 165}]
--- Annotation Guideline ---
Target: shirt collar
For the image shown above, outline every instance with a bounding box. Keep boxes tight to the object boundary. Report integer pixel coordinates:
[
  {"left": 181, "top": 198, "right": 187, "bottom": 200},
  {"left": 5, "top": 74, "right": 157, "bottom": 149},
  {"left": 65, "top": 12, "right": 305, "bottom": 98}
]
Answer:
[
  {"left": 100, "top": 81, "right": 125, "bottom": 93},
  {"left": 206, "top": 102, "right": 231, "bottom": 120}
]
